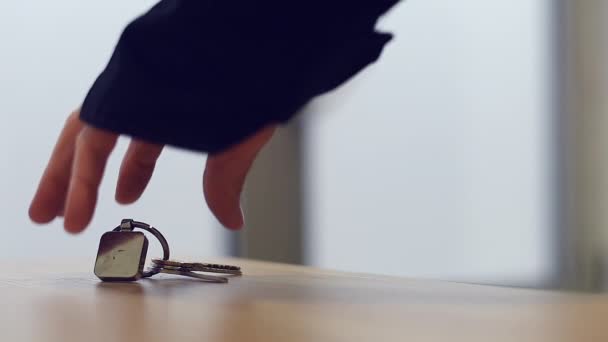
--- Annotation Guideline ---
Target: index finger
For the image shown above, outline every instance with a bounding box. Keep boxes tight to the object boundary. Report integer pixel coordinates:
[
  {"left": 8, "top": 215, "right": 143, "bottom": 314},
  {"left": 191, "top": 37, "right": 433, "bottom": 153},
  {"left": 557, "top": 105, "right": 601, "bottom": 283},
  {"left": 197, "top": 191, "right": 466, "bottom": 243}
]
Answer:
[{"left": 63, "top": 126, "right": 118, "bottom": 233}]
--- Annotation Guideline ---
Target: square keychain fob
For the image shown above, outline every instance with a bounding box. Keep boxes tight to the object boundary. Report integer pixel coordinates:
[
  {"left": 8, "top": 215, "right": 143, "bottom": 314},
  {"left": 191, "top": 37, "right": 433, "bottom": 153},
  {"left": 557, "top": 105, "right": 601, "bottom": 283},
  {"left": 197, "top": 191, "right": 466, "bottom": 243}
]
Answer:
[
  {"left": 94, "top": 219, "right": 170, "bottom": 281},
  {"left": 94, "top": 230, "right": 149, "bottom": 281}
]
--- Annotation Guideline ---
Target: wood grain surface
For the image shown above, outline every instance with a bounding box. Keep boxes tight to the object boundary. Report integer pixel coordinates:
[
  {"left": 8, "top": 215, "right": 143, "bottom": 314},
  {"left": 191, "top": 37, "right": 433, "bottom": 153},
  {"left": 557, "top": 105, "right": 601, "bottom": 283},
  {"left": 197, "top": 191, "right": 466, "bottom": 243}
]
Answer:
[{"left": 1, "top": 258, "right": 607, "bottom": 342}]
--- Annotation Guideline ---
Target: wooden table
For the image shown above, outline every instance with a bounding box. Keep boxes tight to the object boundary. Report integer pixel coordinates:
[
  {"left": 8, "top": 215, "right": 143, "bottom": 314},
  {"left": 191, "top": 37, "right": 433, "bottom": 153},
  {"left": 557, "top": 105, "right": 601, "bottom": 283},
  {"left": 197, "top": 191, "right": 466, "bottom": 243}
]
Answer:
[{"left": 1, "top": 258, "right": 607, "bottom": 341}]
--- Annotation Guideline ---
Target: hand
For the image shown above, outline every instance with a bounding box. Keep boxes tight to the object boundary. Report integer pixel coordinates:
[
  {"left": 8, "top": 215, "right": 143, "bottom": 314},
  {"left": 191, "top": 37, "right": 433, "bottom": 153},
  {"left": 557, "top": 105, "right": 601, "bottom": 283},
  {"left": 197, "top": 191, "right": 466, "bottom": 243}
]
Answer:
[{"left": 28, "top": 109, "right": 276, "bottom": 233}]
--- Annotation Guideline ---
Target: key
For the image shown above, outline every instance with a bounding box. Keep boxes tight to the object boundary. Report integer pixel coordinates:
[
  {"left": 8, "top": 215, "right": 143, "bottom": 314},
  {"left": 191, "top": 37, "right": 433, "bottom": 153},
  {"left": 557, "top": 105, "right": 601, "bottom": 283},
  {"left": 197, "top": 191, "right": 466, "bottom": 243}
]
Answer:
[
  {"left": 152, "top": 259, "right": 242, "bottom": 276},
  {"left": 146, "top": 265, "right": 229, "bottom": 283},
  {"left": 93, "top": 219, "right": 240, "bottom": 284}
]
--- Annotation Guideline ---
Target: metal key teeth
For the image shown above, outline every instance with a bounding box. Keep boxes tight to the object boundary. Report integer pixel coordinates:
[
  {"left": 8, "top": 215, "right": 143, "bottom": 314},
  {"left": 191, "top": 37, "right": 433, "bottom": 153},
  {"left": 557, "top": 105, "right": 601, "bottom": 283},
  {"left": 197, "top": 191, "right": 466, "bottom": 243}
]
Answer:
[
  {"left": 152, "top": 259, "right": 241, "bottom": 272},
  {"left": 150, "top": 259, "right": 242, "bottom": 277},
  {"left": 199, "top": 263, "right": 240, "bottom": 271}
]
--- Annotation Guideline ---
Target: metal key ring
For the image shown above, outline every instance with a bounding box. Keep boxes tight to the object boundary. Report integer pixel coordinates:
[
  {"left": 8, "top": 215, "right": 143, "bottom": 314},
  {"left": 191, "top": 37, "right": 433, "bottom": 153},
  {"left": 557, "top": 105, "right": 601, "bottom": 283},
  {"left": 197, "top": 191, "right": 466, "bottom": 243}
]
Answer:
[{"left": 113, "top": 219, "right": 170, "bottom": 278}]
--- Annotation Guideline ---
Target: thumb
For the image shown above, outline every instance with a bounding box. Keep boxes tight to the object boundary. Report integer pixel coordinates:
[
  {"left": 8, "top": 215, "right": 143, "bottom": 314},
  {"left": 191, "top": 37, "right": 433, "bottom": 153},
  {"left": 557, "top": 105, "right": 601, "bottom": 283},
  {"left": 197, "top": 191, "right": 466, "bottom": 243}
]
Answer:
[{"left": 203, "top": 125, "right": 276, "bottom": 230}]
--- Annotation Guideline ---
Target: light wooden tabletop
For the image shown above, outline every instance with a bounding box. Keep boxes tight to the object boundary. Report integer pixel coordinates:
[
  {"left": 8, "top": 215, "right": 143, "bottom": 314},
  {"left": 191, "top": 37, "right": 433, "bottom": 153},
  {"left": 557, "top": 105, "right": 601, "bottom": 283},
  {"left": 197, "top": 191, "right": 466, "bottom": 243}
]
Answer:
[{"left": 1, "top": 257, "right": 607, "bottom": 342}]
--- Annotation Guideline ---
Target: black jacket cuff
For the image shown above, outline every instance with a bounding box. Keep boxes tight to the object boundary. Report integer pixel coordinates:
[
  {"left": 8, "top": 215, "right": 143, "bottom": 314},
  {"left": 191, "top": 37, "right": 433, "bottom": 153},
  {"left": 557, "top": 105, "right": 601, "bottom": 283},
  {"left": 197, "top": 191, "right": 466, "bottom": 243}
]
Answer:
[{"left": 79, "top": 0, "right": 401, "bottom": 154}]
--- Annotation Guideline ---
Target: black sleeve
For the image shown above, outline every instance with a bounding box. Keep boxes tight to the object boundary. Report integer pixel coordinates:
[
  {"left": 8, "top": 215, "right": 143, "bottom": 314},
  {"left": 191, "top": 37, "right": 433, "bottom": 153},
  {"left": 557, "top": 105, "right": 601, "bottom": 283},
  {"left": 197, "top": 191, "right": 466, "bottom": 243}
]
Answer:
[{"left": 79, "top": 0, "right": 401, "bottom": 154}]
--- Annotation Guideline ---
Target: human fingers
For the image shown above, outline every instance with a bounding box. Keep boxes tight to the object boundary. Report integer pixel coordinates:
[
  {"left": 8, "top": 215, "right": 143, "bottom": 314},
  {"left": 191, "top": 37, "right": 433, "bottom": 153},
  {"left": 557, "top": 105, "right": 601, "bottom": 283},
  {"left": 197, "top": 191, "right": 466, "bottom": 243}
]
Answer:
[
  {"left": 115, "top": 140, "right": 164, "bottom": 204},
  {"left": 29, "top": 111, "right": 84, "bottom": 224},
  {"left": 63, "top": 126, "right": 118, "bottom": 233},
  {"left": 203, "top": 125, "right": 276, "bottom": 230}
]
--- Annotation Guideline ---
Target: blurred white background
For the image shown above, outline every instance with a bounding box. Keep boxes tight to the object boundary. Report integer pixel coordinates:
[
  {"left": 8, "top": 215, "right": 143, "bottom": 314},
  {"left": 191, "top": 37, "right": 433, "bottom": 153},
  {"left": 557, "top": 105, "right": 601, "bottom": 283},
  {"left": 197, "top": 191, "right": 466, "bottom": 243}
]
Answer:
[
  {"left": 304, "top": 0, "right": 556, "bottom": 287},
  {"left": 1, "top": 1, "right": 561, "bottom": 288}
]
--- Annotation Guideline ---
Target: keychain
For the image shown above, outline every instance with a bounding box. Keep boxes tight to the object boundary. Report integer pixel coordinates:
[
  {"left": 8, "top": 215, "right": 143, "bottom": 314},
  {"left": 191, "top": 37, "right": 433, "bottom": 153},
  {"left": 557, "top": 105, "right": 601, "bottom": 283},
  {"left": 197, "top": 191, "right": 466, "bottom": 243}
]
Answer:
[{"left": 93, "top": 219, "right": 240, "bottom": 283}]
